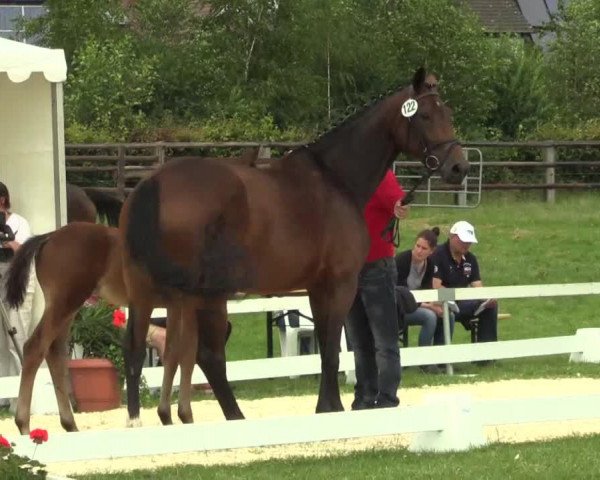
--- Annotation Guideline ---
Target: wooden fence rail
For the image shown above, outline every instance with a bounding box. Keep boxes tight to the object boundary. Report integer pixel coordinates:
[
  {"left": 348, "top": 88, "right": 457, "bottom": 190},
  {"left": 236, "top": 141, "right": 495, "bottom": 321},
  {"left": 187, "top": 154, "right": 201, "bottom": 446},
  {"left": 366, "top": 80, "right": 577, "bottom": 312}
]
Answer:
[{"left": 65, "top": 141, "right": 600, "bottom": 202}]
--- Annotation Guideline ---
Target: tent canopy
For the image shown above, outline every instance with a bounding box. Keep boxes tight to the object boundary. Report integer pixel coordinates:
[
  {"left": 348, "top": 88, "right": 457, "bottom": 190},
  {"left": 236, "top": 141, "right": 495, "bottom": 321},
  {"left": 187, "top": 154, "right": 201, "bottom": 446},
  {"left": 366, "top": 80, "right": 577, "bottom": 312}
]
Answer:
[
  {"left": 0, "top": 37, "right": 67, "bottom": 321},
  {"left": 0, "top": 37, "right": 66, "bottom": 83},
  {"left": 0, "top": 37, "right": 67, "bottom": 233}
]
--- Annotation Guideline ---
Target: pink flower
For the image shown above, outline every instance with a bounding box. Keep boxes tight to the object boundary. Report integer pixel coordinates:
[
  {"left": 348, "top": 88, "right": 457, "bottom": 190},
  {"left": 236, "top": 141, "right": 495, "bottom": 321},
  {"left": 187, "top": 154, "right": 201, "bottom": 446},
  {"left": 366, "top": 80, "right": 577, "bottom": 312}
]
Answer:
[
  {"left": 83, "top": 294, "right": 99, "bottom": 307},
  {"left": 29, "top": 428, "right": 48, "bottom": 445},
  {"left": 112, "top": 309, "right": 126, "bottom": 328},
  {"left": 0, "top": 434, "right": 10, "bottom": 448}
]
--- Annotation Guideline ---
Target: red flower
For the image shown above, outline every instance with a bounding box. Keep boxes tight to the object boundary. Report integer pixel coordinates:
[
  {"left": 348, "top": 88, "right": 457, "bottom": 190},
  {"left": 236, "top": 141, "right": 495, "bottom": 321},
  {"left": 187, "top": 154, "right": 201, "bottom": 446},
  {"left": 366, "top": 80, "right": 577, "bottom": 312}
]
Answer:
[
  {"left": 29, "top": 428, "right": 48, "bottom": 444},
  {"left": 0, "top": 434, "right": 10, "bottom": 448},
  {"left": 112, "top": 309, "right": 126, "bottom": 328}
]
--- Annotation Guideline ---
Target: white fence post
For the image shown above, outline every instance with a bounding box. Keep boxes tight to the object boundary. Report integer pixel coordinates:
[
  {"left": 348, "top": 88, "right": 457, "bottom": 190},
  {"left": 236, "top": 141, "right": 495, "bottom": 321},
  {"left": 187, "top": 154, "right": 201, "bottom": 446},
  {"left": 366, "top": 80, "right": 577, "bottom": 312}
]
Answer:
[
  {"left": 569, "top": 328, "right": 600, "bottom": 363},
  {"left": 409, "top": 393, "right": 486, "bottom": 452}
]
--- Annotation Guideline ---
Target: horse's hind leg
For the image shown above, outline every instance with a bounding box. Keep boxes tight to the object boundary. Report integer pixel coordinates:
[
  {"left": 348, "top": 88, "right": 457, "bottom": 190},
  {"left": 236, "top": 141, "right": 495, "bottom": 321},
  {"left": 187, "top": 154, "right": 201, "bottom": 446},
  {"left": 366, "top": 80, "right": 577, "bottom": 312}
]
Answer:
[
  {"left": 157, "top": 305, "right": 181, "bottom": 425},
  {"left": 196, "top": 300, "right": 244, "bottom": 420},
  {"left": 176, "top": 303, "right": 199, "bottom": 424},
  {"left": 124, "top": 303, "right": 153, "bottom": 427},
  {"left": 46, "top": 327, "right": 78, "bottom": 432},
  {"left": 14, "top": 325, "right": 48, "bottom": 434},
  {"left": 14, "top": 308, "right": 75, "bottom": 434}
]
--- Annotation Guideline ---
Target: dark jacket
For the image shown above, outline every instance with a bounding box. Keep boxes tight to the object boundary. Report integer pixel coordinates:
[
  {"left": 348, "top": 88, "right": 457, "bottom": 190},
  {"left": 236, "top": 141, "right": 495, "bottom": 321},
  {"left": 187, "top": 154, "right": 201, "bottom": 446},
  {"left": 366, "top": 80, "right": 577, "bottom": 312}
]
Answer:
[{"left": 395, "top": 249, "right": 434, "bottom": 290}]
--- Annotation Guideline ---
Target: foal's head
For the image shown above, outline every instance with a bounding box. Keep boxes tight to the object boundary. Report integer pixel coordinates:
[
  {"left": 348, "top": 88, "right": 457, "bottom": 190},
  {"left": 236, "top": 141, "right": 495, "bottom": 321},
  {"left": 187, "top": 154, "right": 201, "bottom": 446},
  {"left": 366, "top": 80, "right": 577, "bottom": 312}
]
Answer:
[{"left": 391, "top": 68, "right": 468, "bottom": 184}]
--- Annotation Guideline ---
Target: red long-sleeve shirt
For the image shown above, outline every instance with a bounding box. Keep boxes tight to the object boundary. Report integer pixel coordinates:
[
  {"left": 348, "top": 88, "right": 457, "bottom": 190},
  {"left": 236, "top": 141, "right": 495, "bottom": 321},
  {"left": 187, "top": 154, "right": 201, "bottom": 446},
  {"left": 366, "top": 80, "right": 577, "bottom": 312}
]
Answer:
[{"left": 363, "top": 170, "right": 406, "bottom": 263}]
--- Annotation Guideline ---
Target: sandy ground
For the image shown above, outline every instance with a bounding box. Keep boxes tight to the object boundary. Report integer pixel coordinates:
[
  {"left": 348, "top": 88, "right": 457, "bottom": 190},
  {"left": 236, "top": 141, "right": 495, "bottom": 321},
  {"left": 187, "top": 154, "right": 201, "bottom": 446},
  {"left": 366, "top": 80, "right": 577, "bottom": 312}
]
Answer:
[{"left": 3, "top": 377, "right": 600, "bottom": 477}]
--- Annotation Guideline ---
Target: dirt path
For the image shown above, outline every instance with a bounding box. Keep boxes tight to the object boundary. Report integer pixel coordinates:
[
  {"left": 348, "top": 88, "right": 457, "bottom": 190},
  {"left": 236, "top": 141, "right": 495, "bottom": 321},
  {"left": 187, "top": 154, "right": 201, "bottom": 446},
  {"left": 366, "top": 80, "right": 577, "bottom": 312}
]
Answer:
[{"left": 2, "top": 377, "right": 600, "bottom": 476}]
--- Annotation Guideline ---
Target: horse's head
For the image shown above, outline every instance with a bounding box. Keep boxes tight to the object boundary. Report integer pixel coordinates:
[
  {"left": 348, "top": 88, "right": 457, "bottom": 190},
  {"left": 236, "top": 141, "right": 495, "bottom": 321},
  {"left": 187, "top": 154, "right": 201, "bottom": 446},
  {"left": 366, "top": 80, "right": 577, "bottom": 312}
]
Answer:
[{"left": 391, "top": 68, "right": 468, "bottom": 184}]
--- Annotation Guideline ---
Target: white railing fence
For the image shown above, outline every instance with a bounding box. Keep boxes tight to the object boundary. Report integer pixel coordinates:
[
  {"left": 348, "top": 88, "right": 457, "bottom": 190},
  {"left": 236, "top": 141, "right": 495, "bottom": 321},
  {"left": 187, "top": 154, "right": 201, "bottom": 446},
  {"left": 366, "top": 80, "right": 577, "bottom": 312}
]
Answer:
[{"left": 1, "top": 282, "right": 599, "bottom": 464}]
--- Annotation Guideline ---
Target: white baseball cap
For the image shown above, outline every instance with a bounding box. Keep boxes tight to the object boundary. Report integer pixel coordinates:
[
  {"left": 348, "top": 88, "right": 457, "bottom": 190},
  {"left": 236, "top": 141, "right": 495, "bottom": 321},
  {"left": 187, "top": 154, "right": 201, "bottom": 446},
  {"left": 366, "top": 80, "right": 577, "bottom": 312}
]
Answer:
[{"left": 450, "top": 221, "right": 478, "bottom": 243}]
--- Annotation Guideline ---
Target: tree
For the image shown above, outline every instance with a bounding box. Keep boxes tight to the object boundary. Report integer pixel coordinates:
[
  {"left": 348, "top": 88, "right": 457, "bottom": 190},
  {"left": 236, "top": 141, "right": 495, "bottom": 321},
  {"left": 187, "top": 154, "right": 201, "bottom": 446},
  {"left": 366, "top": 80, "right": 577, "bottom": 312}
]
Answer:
[{"left": 542, "top": 0, "right": 600, "bottom": 122}]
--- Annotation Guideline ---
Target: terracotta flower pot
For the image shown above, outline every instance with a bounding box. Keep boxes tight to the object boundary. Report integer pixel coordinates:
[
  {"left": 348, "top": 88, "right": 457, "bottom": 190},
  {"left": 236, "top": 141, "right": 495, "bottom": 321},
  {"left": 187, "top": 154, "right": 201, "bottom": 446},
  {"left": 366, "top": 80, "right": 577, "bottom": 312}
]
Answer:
[{"left": 68, "top": 358, "right": 121, "bottom": 412}]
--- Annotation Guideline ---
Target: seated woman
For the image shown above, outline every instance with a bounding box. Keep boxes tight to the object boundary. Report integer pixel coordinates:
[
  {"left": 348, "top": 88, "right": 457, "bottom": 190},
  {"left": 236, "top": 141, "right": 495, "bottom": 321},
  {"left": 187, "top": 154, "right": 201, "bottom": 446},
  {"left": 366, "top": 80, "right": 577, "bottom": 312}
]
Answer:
[{"left": 395, "top": 227, "right": 454, "bottom": 353}]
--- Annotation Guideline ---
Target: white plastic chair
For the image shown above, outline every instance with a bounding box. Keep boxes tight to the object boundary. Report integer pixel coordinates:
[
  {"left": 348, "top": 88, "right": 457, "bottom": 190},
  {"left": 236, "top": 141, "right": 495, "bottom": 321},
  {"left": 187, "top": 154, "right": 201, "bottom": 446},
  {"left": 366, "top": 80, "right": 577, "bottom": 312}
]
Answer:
[{"left": 276, "top": 308, "right": 355, "bottom": 384}]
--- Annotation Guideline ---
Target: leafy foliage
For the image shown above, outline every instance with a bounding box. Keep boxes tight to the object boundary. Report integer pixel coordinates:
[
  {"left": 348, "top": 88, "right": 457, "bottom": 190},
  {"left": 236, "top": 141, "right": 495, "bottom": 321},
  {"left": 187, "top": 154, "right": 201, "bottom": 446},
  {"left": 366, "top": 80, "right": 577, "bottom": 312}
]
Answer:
[
  {"left": 70, "top": 299, "right": 125, "bottom": 380},
  {"left": 543, "top": 0, "right": 600, "bottom": 123},
  {"left": 65, "top": 37, "right": 158, "bottom": 140},
  {"left": 19, "top": 0, "right": 600, "bottom": 144},
  {"left": 0, "top": 435, "right": 47, "bottom": 479}
]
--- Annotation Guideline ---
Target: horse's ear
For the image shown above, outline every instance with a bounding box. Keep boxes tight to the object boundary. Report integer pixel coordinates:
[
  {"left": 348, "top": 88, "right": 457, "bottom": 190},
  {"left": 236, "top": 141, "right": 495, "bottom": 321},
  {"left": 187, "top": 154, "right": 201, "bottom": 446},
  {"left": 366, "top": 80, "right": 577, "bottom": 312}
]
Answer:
[
  {"left": 424, "top": 73, "right": 438, "bottom": 92},
  {"left": 412, "top": 67, "right": 427, "bottom": 94}
]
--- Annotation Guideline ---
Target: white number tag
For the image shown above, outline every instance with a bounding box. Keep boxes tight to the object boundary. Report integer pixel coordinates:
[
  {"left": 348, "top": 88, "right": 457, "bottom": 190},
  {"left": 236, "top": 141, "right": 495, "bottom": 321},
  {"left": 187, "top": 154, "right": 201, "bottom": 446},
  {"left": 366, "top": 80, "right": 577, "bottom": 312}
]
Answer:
[{"left": 401, "top": 99, "right": 418, "bottom": 118}]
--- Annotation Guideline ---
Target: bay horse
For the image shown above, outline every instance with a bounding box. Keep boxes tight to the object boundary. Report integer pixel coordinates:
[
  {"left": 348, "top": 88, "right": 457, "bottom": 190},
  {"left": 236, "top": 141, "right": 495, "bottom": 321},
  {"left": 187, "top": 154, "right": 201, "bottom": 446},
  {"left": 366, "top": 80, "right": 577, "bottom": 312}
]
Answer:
[
  {"left": 119, "top": 68, "right": 469, "bottom": 426},
  {"left": 3, "top": 149, "right": 261, "bottom": 434},
  {"left": 66, "top": 183, "right": 123, "bottom": 225}
]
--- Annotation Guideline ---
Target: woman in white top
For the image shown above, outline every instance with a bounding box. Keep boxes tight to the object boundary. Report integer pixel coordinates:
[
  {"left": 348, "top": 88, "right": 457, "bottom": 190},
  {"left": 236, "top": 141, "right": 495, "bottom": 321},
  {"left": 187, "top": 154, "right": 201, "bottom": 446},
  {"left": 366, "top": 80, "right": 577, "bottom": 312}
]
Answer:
[{"left": 0, "top": 181, "right": 34, "bottom": 398}]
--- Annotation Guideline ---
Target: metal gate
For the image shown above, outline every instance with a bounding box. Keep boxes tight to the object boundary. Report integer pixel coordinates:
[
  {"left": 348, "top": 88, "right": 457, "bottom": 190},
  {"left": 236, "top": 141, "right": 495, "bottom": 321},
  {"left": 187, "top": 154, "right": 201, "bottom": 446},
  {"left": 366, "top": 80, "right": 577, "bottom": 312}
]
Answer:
[{"left": 393, "top": 147, "right": 483, "bottom": 208}]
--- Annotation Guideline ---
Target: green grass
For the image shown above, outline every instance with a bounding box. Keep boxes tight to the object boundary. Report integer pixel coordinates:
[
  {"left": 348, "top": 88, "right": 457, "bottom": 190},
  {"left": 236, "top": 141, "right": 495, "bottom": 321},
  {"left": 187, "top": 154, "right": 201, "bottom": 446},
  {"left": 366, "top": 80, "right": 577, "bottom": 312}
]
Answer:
[
  {"left": 76, "top": 434, "right": 600, "bottom": 479},
  {"left": 20, "top": 192, "right": 600, "bottom": 477}
]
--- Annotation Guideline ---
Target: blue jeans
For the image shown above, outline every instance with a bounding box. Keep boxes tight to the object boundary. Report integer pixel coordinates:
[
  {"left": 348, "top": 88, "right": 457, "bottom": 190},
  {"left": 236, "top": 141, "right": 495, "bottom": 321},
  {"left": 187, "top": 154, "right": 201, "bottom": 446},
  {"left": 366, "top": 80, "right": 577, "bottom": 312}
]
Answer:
[
  {"left": 346, "top": 257, "right": 400, "bottom": 409},
  {"left": 404, "top": 307, "right": 455, "bottom": 346}
]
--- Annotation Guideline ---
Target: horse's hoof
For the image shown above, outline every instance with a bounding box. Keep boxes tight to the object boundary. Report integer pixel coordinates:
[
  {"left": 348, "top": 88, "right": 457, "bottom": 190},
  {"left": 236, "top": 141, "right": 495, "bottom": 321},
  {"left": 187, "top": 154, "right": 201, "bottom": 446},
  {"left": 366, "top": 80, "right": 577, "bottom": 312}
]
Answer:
[
  {"left": 157, "top": 409, "right": 173, "bottom": 426},
  {"left": 126, "top": 416, "right": 143, "bottom": 428}
]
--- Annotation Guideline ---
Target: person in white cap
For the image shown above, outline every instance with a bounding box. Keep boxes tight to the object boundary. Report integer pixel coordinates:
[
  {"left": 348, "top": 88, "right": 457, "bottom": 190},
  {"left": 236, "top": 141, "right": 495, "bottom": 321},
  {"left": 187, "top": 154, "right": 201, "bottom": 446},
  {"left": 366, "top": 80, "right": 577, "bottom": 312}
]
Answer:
[{"left": 430, "top": 221, "right": 498, "bottom": 349}]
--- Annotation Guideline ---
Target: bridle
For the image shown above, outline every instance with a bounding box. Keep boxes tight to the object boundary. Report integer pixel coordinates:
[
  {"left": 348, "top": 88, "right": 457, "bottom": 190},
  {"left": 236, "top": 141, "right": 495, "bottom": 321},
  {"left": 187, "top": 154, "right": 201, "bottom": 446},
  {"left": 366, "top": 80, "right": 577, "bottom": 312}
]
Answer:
[
  {"left": 381, "top": 89, "right": 461, "bottom": 246},
  {"left": 405, "top": 90, "right": 461, "bottom": 196}
]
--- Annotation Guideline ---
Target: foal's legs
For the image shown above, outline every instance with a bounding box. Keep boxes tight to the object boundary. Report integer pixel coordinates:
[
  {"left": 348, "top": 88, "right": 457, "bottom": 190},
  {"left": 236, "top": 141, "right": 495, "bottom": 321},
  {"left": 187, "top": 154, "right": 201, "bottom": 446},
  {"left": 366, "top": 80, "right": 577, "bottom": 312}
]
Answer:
[
  {"left": 46, "top": 328, "right": 77, "bottom": 432},
  {"left": 124, "top": 303, "right": 153, "bottom": 426},
  {"left": 176, "top": 302, "right": 199, "bottom": 424},
  {"left": 157, "top": 305, "right": 181, "bottom": 425},
  {"left": 196, "top": 301, "right": 244, "bottom": 420},
  {"left": 309, "top": 278, "right": 357, "bottom": 413},
  {"left": 15, "top": 307, "right": 77, "bottom": 434}
]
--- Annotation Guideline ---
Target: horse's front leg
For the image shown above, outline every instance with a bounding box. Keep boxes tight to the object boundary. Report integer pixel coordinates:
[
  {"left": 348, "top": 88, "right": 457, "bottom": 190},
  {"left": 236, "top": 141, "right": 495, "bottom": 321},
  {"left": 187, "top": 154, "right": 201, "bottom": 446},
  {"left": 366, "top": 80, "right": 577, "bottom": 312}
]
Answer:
[
  {"left": 123, "top": 303, "right": 152, "bottom": 427},
  {"left": 309, "top": 278, "right": 357, "bottom": 413}
]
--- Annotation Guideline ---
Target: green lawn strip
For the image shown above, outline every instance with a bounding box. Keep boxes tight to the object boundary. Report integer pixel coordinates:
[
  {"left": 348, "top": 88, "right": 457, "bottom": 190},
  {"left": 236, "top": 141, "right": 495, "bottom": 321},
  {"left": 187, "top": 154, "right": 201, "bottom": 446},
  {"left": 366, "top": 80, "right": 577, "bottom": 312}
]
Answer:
[{"left": 73, "top": 433, "right": 600, "bottom": 480}]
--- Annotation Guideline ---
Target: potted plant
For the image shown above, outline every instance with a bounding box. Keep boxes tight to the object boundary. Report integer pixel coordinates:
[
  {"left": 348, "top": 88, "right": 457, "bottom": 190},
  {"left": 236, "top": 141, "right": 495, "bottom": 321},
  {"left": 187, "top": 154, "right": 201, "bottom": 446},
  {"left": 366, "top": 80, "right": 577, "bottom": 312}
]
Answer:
[{"left": 68, "top": 297, "right": 126, "bottom": 412}]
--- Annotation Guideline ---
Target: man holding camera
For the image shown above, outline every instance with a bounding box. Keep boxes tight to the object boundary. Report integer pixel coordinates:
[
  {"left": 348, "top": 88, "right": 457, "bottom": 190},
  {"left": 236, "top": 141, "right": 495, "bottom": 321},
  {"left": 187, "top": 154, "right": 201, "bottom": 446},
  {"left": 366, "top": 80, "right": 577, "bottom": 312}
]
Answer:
[{"left": 0, "top": 181, "right": 33, "bottom": 406}]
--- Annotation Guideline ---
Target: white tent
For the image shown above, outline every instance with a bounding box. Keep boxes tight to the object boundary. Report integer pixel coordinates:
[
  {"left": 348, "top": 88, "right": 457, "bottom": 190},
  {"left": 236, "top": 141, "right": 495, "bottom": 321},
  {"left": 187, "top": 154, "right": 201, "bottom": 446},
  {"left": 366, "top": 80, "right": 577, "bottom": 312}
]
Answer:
[
  {"left": 0, "top": 36, "right": 67, "bottom": 233},
  {"left": 0, "top": 37, "right": 67, "bottom": 331}
]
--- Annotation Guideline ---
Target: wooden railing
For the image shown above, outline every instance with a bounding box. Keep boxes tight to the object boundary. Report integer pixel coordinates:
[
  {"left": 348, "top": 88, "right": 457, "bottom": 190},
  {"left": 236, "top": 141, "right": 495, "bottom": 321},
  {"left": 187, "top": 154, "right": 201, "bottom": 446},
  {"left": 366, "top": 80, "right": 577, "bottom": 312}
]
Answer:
[{"left": 65, "top": 140, "right": 600, "bottom": 202}]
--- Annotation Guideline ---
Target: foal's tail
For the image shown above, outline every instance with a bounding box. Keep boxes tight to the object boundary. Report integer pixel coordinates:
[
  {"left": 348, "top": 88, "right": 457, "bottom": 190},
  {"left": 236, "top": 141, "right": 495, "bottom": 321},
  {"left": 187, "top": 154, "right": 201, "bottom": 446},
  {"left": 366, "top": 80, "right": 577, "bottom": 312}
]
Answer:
[
  {"left": 126, "top": 177, "right": 195, "bottom": 293},
  {"left": 4, "top": 233, "right": 51, "bottom": 308}
]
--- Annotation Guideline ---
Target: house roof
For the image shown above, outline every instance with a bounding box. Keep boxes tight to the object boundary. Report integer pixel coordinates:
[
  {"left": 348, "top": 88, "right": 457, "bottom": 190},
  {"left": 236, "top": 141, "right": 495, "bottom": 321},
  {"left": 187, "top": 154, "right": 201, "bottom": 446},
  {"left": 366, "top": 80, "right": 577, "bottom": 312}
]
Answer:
[{"left": 462, "top": 0, "right": 533, "bottom": 34}]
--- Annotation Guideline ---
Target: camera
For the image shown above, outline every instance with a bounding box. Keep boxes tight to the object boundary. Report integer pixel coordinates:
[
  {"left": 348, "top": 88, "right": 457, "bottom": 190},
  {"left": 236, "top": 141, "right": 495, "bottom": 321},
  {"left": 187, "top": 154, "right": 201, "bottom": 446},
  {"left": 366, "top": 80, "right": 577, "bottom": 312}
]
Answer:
[{"left": 0, "top": 211, "right": 15, "bottom": 243}]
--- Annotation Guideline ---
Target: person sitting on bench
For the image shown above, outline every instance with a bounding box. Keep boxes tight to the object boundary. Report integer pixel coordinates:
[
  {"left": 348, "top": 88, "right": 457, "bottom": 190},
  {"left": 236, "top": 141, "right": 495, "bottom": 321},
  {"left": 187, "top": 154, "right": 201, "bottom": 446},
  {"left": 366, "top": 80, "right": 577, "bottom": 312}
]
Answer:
[
  {"left": 396, "top": 227, "right": 453, "bottom": 349},
  {"left": 431, "top": 221, "right": 498, "bottom": 351}
]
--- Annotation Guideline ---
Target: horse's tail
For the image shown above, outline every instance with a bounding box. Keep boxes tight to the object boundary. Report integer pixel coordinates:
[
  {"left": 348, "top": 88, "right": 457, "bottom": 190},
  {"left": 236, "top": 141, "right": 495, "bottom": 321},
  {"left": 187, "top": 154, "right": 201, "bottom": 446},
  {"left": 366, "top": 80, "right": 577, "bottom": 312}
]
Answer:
[
  {"left": 126, "top": 177, "right": 195, "bottom": 293},
  {"left": 83, "top": 187, "right": 123, "bottom": 226},
  {"left": 4, "top": 233, "right": 51, "bottom": 308}
]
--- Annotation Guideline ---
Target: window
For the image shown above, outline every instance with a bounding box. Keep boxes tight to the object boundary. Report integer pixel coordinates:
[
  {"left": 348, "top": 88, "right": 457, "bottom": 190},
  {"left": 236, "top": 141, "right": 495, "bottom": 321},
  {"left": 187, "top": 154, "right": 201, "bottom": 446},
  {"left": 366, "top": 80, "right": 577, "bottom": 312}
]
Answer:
[{"left": 0, "top": 4, "right": 46, "bottom": 44}]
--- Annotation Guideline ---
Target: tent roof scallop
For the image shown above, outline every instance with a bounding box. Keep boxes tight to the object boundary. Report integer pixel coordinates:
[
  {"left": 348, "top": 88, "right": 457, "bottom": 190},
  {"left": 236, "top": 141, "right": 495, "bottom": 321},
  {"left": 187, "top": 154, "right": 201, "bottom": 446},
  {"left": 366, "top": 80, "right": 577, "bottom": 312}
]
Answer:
[{"left": 0, "top": 37, "right": 66, "bottom": 83}]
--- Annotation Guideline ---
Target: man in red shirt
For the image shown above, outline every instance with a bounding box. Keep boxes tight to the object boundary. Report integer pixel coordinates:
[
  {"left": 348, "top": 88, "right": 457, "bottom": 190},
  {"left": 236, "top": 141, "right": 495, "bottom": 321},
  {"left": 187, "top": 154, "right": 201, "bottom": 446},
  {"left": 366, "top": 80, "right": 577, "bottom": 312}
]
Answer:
[{"left": 346, "top": 169, "right": 408, "bottom": 409}]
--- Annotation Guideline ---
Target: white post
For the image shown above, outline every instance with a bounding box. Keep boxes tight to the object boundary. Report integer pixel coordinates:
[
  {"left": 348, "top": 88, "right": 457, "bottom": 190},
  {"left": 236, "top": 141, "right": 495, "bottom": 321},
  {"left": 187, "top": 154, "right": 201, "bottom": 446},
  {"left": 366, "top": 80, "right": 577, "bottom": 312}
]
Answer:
[
  {"left": 409, "top": 393, "right": 487, "bottom": 452},
  {"left": 543, "top": 146, "right": 556, "bottom": 204},
  {"left": 569, "top": 328, "right": 600, "bottom": 363},
  {"left": 442, "top": 301, "right": 454, "bottom": 375}
]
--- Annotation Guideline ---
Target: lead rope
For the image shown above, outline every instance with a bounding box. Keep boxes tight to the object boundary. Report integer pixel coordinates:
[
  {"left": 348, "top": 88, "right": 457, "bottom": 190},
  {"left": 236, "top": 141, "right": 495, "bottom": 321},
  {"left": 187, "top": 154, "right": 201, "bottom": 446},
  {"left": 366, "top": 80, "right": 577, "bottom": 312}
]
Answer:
[{"left": 381, "top": 169, "right": 434, "bottom": 247}]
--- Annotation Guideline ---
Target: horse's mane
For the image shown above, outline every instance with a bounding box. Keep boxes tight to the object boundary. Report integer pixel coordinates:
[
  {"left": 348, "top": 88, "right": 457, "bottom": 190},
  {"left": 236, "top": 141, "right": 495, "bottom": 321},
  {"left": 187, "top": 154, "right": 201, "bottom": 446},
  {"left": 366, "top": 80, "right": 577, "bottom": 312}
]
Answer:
[{"left": 306, "top": 84, "right": 405, "bottom": 151}]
